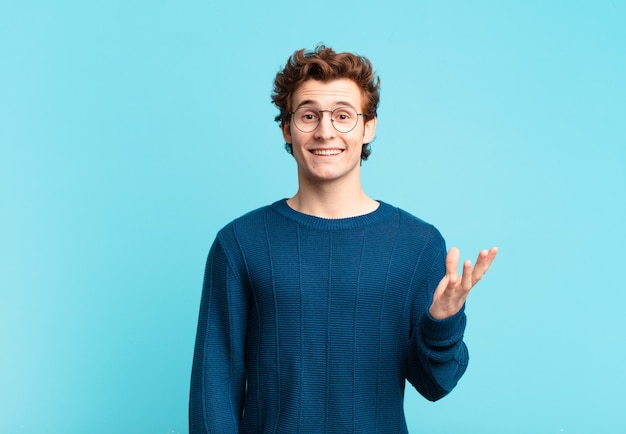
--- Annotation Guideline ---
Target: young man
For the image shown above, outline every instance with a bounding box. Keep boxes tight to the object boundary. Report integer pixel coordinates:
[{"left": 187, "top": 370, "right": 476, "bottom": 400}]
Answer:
[{"left": 189, "top": 46, "right": 497, "bottom": 433}]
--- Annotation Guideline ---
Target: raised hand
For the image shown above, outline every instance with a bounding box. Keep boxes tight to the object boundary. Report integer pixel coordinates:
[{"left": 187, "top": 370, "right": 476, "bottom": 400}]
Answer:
[{"left": 429, "top": 247, "right": 498, "bottom": 320}]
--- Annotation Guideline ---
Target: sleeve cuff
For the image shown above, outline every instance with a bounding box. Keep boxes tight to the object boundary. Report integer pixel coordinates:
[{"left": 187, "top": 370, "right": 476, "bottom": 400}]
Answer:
[{"left": 421, "top": 306, "right": 467, "bottom": 348}]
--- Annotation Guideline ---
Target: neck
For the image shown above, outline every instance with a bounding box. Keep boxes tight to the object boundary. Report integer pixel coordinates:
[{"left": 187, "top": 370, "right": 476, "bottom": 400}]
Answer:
[{"left": 287, "top": 182, "right": 378, "bottom": 219}]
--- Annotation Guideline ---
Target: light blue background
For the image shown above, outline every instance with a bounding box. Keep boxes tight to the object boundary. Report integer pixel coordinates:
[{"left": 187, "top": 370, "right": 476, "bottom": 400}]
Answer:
[{"left": 1, "top": 1, "right": 625, "bottom": 433}]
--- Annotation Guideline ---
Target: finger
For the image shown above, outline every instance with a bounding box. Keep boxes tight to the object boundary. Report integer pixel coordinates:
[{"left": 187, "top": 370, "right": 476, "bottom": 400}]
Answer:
[
  {"left": 472, "top": 247, "right": 498, "bottom": 282},
  {"left": 446, "top": 248, "right": 460, "bottom": 284},
  {"left": 474, "top": 249, "right": 489, "bottom": 271},
  {"left": 461, "top": 260, "right": 473, "bottom": 291},
  {"left": 478, "top": 247, "right": 498, "bottom": 271},
  {"left": 488, "top": 246, "right": 499, "bottom": 261}
]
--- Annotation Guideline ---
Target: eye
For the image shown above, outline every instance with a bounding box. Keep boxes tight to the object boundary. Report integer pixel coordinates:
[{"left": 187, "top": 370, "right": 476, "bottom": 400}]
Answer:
[
  {"left": 299, "top": 110, "right": 319, "bottom": 123},
  {"left": 333, "top": 108, "right": 354, "bottom": 121}
]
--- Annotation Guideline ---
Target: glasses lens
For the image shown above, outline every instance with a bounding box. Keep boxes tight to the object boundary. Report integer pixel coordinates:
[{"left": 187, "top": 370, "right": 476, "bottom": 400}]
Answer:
[
  {"left": 292, "top": 108, "right": 319, "bottom": 133},
  {"left": 331, "top": 107, "right": 358, "bottom": 133}
]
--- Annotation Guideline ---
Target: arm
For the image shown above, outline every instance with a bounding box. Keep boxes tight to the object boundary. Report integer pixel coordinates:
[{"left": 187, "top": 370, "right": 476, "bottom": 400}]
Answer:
[
  {"left": 189, "top": 237, "right": 248, "bottom": 434},
  {"left": 407, "top": 243, "right": 498, "bottom": 401}
]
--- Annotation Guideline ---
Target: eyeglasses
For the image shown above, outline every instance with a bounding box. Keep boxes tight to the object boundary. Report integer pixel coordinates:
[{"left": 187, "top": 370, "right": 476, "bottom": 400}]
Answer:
[{"left": 289, "top": 107, "right": 367, "bottom": 133}]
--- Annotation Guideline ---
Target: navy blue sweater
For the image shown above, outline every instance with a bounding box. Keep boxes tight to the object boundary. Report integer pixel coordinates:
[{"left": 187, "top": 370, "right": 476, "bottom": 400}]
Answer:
[{"left": 190, "top": 200, "right": 469, "bottom": 433}]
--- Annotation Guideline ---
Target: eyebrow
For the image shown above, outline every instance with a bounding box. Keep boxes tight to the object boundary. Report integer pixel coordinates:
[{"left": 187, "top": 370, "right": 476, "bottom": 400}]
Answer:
[{"left": 295, "top": 100, "right": 358, "bottom": 111}]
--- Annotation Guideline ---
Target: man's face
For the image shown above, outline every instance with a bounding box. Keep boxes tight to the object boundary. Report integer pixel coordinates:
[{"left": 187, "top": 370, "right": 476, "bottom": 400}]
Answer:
[{"left": 282, "top": 78, "right": 376, "bottom": 187}]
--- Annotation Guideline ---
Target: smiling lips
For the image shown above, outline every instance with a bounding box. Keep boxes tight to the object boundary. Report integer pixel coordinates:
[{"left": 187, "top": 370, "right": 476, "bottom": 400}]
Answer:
[{"left": 310, "top": 149, "right": 343, "bottom": 156}]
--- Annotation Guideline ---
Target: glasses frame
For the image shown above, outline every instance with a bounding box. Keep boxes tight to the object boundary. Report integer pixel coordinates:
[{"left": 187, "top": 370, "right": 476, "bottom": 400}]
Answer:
[{"left": 288, "top": 107, "right": 368, "bottom": 133}]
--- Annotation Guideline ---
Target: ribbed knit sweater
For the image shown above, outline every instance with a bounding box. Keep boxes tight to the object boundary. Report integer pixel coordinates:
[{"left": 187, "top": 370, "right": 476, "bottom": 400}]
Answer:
[{"left": 190, "top": 199, "right": 469, "bottom": 433}]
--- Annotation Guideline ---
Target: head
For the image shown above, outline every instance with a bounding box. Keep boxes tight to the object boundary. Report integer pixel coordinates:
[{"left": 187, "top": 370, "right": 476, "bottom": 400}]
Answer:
[{"left": 272, "top": 45, "right": 380, "bottom": 161}]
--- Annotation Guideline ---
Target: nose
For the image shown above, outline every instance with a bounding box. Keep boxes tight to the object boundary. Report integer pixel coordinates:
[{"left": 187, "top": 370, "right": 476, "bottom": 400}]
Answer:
[{"left": 314, "top": 110, "right": 336, "bottom": 140}]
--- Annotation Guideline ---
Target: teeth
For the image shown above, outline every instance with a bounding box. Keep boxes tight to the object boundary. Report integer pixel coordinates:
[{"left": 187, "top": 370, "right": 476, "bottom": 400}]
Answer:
[{"left": 311, "top": 149, "right": 342, "bottom": 156}]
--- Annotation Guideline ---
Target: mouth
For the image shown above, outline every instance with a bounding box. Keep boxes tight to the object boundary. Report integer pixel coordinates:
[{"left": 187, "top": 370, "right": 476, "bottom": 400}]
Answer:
[{"left": 310, "top": 149, "right": 343, "bottom": 156}]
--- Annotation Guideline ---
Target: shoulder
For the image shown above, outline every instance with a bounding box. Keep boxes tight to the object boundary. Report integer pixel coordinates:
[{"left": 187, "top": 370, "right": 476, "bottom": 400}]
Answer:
[
  {"left": 206, "top": 202, "right": 282, "bottom": 276},
  {"left": 218, "top": 202, "right": 273, "bottom": 234},
  {"left": 215, "top": 200, "right": 288, "bottom": 247},
  {"left": 379, "top": 202, "right": 444, "bottom": 243},
  {"left": 382, "top": 204, "right": 448, "bottom": 279}
]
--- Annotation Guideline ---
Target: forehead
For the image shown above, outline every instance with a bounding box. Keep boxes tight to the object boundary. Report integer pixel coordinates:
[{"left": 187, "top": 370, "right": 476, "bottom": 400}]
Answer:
[{"left": 292, "top": 78, "right": 364, "bottom": 109}]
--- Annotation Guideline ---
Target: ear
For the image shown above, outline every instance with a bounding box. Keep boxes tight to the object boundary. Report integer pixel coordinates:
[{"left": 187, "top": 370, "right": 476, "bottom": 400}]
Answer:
[
  {"left": 363, "top": 116, "right": 377, "bottom": 143},
  {"left": 281, "top": 121, "right": 292, "bottom": 144}
]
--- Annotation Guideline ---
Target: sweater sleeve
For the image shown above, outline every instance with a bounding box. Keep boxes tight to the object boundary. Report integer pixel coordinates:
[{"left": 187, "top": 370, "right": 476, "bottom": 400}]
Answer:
[
  {"left": 406, "top": 239, "right": 470, "bottom": 402},
  {"left": 189, "top": 236, "right": 248, "bottom": 434}
]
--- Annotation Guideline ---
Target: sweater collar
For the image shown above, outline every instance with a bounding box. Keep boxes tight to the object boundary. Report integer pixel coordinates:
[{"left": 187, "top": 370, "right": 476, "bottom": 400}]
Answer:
[{"left": 271, "top": 198, "right": 395, "bottom": 230}]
